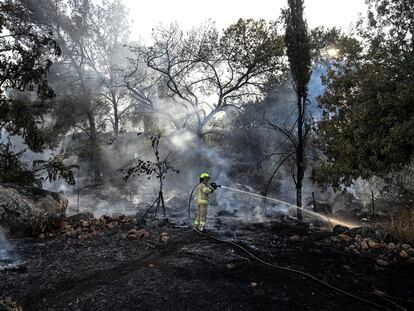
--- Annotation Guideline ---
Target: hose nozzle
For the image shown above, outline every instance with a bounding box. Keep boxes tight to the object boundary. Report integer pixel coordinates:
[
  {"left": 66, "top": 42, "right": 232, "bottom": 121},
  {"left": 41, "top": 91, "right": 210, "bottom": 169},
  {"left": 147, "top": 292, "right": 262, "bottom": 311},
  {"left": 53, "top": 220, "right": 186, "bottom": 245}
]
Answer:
[{"left": 210, "top": 182, "right": 221, "bottom": 190}]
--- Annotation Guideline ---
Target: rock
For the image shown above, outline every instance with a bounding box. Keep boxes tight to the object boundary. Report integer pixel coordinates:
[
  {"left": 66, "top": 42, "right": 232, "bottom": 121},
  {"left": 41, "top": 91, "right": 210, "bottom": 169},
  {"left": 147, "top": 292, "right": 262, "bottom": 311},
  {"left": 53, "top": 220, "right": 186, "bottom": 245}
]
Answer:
[
  {"left": 407, "top": 248, "right": 414, "bottom": 257},
  {"left": 159, "top": 232, "right": 169, "bottom": 243},
  {"left": 0, "top": 298, "right": 22, "bottom": 311},
  {"left": 338, "top": 234, "right": 352, "bottom": 242},
  {"left": 128, "top": 229, "right": 138, "bottom": 235},
  {"left": 67, "top": 212, "right": 93, "bottom": 225},
  {"left": 226, "top": 263, "right": 236, "bottom": 269},
  {"left": 81, "top": 220, "right": 89, "bottom": 228},
  {"left": 38, "top": 233, "right": 45, "bottom": 239},
  {"left": 399, "top": 250, "right": 409, "bottom": 258},
  {"left": 401, "top": 244, "right": 411, "bottom": 250},
  {"left": 407, "top": 258, "right": 414, "bottom": 264},
  {"left": 330, "top": 236, "right": 340, "bottom": 242},
  {"left": 361, "top": 241, "right": 369, "bottom": 250},
  {"left": 0, "top": 184, "right": 68, "bottom": 237},
  {"left": 128, "top": 229, "right": 149, "bottom": 239},
  {"left": 386, "top": 243, "right": 396, "bottom": 250},
  {"left": 376, "top": 259, "right": 389, "bottom": 267},
  {"left": 333, "top": 225, "right": 349, "bottom": 234},
  {"left": 289, "top": 235, "right": 301, "bottom": 242},
  {"left": 250, "top": 282, "right": 258, "bottom": 287},
  {"left": 374, "top": 289, "right": 385, "bottom": 296},
  {"left": 367, "top": 239, "right": 385, "bottom": 249},
  {"left": 155, "top": 218, "right": 170, "bottom": 228},
  {"left": 355, "top": 234, "right": 362, "bottom": 242},
  {"left": 310, "top": 248, "right": 323, "bottom": 254}
]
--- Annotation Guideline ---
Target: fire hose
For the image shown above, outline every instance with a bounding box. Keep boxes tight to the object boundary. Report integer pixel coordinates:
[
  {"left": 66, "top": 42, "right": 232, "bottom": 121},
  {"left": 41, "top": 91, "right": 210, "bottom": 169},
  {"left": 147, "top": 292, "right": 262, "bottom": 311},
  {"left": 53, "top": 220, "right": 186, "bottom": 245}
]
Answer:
[
  {"left": 193, "top": 227, "right": 406, "bottom": 311},
  {"left": 188, "top": 183, "right": 200, "bottom": 220}
]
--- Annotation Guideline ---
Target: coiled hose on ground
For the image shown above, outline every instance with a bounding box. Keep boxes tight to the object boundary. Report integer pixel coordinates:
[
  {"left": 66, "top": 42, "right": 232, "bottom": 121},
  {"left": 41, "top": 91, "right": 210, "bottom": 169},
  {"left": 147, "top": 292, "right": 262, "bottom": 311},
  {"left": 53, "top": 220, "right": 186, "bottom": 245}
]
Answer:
[{"left": 193, "top": 227, "right": 406, "bottom": 311}]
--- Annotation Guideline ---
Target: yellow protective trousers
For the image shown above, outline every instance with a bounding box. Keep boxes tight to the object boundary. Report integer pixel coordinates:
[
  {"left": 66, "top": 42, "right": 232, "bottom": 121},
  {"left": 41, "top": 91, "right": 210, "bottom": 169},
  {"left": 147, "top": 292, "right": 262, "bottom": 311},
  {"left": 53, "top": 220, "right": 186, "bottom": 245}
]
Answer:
[
  {"left": 194, "top": 204, "right": 208, "bottom": 229},
  {"left": 194, "top": 182, "right": 213, "bottom": 229}
]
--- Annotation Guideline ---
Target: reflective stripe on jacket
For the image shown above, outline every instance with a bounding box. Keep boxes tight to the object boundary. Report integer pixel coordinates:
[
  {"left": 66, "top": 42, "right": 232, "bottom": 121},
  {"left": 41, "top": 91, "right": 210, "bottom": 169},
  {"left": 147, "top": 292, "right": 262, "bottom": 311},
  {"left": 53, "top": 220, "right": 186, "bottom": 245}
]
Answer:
[{"left": 197, "top": 183, "right": 213, "bottom": 205}]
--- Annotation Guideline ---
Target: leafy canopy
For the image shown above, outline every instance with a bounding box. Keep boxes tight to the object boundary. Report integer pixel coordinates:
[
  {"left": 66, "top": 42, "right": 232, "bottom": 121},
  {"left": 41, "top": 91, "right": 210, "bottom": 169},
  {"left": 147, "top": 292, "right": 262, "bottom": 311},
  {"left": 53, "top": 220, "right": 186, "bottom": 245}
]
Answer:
[{"left": 314, "top": 0, "right": 414, "bottom": 188}]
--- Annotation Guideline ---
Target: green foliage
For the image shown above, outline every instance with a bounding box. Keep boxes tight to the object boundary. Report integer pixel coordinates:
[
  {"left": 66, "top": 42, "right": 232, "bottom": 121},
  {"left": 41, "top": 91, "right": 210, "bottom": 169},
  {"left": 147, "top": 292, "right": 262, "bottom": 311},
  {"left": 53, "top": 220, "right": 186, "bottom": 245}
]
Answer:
[
  {"left": 0, "top": 140, "right": 76, "bottom": 186},
  {"left": 0, "top": 0, "right": 61, "bottom": 152},
  {"left": 284, "top": 0, "right": 312, "bottom": 96},
  {"left": 314, "top": 0, "right": 414, "bottom": 188},
  {"left": 220, "top": 19, "right": 286, "bottom": 83},
  {"left": 32, "top": 158, "right": 78, "bottom": 185},
  {"left": 309, "top": 26, "right": 343, "bottom": 63},
  {"left": 143, "top": 18, "right": 286, "bottom": 137},
  {"left": 0, "top": 1, "right": 80, "bottom": 187},
  {"left": 0, "top": 140, "right": 37, "bottom": 185}
]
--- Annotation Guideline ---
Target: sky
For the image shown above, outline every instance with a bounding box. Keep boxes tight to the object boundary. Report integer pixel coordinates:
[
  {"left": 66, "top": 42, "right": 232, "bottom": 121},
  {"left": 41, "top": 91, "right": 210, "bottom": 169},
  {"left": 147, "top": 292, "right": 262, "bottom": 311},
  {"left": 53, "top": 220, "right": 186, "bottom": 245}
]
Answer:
[{"left": 123, "top": 0, "right": 367, "bottom": 42}]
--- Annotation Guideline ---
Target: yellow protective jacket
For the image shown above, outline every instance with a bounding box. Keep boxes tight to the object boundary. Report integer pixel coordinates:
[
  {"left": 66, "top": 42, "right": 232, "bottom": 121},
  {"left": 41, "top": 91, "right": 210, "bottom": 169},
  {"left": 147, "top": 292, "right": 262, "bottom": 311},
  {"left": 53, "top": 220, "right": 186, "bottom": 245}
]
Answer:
[{"left": 197, "top": 182, "right": 213, "bottom": 205}]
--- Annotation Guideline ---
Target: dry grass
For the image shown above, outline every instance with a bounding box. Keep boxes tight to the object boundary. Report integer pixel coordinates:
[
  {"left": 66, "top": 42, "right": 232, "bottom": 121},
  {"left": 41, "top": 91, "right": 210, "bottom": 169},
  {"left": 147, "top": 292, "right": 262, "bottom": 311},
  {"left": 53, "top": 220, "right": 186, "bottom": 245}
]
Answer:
[
  {"left": 0, "top": 298, "right": 22, "bottom": 311},
  {"left": 367, "top": 208, "right": 414, "bottom": 243},
  {"left": 389, "top": 208, "right": 414, "bottom": 243}
]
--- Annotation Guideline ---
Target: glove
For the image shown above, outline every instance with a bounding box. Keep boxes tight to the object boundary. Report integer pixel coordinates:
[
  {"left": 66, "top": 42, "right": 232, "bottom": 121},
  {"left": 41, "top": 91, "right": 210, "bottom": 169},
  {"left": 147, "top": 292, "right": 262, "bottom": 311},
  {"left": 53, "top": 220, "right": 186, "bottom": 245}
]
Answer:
[{"left": 210, "top": 182, "right": 221, "bottom": 190}]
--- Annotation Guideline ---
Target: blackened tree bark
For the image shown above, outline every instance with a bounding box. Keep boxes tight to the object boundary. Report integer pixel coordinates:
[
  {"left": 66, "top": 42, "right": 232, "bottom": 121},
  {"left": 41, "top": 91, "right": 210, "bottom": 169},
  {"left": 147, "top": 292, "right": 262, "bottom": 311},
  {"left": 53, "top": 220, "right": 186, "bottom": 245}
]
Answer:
[
  {"left": 263, "top": 0, "right": 311, "bottom": 220},
  {"left": 87, "top": 112, "right": 102, "bottom": 183},
  {"left": 285, "top": 0, "right": 312, "bottom": 220}
]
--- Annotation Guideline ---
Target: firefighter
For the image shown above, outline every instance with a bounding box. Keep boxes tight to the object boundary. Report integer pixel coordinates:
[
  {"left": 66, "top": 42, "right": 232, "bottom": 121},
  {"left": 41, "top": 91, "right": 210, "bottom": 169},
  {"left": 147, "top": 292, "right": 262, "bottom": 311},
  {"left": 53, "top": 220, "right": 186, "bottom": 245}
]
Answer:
[{"left": 193, "top": 173, "right": 218, "bottom": 231}]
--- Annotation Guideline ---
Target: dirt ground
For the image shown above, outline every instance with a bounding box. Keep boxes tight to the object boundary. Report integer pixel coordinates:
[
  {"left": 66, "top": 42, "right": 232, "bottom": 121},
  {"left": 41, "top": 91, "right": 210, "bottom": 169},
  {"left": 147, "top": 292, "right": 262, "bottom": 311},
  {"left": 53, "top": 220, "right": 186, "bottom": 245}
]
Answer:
[{"left": 1, "top": 218, "right": 413, "bottom": 311}]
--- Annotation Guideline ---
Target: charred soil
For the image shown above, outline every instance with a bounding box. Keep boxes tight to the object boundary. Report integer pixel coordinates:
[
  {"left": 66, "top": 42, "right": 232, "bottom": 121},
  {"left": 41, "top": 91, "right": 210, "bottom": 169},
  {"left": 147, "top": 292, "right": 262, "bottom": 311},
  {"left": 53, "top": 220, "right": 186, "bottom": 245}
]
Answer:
[{"left": 1, "top": 217, "right": 413, "bottom": 311}]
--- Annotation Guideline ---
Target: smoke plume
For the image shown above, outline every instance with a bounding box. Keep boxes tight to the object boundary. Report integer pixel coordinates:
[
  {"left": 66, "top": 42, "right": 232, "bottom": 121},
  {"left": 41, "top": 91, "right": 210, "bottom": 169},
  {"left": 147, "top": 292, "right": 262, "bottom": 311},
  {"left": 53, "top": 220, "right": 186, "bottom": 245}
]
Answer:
[{"left": 0, "top": 226, "right": 14, "bottom": 263}]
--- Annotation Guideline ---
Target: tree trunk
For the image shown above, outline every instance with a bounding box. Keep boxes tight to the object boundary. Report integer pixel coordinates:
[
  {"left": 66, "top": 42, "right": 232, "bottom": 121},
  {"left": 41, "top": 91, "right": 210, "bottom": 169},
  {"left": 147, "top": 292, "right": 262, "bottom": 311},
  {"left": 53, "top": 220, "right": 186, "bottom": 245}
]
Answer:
[
  {"left": 296, "top": 95, "right": 304, "bottom": 221},
  {"left": 197, "top": 122, "right": 204, "bottom": 140},
  {"left": 88, "top": 113, "right": 102, "bottom": 183},
  {"left": 371, "top": 190, "right": 375, "bottom": 217},
  {"left": 112, "top": 91, "right": 119, "bottom": 137}
]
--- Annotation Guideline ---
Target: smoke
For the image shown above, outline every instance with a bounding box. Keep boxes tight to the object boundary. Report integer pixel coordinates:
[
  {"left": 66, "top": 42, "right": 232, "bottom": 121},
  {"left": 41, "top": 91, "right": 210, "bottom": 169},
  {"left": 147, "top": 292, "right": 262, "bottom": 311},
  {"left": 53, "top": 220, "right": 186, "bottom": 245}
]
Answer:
[
  {"left": 0, "top": 226, "right": 14, "bottom": 263},
  {"left": 0, "top": 130, "right": 54, "bottom": 167},
  {"left": 2, "top": 0, "right": 359, "bottom": 226},
  {"left": 307, "top": 65, "right": 328, "bottom": 120},
  {"left": 169, "top": 130, "right": 196, "bottom": 151}
]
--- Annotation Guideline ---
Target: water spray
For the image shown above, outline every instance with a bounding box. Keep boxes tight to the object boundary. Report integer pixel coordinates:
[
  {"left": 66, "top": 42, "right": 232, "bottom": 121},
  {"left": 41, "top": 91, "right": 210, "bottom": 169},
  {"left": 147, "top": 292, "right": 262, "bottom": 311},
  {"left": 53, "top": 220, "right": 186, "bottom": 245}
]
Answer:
[{"left": 220, "top": 186, "right": 359, "bottom": 229}]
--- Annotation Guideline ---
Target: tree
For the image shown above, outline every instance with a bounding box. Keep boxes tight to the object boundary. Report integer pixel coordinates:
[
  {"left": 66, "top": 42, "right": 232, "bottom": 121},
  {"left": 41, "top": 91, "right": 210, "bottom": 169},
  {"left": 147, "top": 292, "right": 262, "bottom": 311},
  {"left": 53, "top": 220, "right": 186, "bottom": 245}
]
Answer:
[
  {"left": 123, "top": 133, "right": 179, "bottom": 218},
  {"left": 313, "top": 0, "right": 414, "bottom": 189},
  {"left": 0, "top": 0, "right": 60, "bottom": 150},
  {"left": 35, "top": 0, "right": 131, "bottom": 181},
  {"left": 263, "top": 0, "right": 312, "bottom": 220},
  {"left": 140, "top": 19, "right": 286, "bottom": 139},
  {"left": 0, "top": 0, "right": 76, "bottom": 186},
  {"left": 86, "top": 0, "right": 131, "bottom": 138},
  {"left": 122, "top": 49, "right": 171, "bottom": 132},
  {"left": 284, "top": 0, "right": 312, "bottom": 220}
]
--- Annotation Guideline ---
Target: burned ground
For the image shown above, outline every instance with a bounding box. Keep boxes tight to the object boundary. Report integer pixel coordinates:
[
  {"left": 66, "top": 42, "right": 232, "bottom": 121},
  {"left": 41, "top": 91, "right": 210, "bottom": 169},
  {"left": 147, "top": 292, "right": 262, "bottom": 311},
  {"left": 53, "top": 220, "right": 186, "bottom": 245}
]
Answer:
[{"left": 1, "top": 218, "right": 413, "bottom": 311}]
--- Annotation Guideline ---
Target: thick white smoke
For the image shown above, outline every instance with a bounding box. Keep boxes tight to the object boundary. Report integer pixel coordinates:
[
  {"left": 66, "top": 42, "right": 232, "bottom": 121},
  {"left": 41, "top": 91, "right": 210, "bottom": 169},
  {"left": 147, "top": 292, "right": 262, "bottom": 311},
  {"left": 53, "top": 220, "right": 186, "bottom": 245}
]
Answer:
[{"left": 0, "top": 226, "right": 14, "bottom": 263}]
